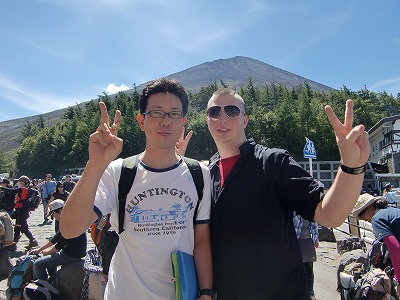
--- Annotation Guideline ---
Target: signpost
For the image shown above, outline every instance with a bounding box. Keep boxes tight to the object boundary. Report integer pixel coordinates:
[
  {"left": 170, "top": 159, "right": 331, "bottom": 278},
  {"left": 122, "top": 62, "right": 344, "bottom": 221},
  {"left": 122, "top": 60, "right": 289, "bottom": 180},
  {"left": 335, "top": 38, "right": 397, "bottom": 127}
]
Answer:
[{"left": 303, "top": 137, "right": 317, "bottom": 176}]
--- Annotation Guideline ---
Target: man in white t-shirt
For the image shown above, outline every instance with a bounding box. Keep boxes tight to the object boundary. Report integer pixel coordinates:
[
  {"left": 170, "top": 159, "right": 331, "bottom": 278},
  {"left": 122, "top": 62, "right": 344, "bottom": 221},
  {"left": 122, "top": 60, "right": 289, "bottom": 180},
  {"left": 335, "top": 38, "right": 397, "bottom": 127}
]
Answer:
[{"left": 60, "top": 79, "right": 214, "bottom": 300}]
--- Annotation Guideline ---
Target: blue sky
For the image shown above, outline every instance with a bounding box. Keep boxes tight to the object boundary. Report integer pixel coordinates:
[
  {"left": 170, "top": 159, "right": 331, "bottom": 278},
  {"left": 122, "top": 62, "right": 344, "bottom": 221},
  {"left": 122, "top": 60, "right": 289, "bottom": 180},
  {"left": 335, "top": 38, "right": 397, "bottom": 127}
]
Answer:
[{"left": 0, "top": 0, "right": 399, "bottom": 122}]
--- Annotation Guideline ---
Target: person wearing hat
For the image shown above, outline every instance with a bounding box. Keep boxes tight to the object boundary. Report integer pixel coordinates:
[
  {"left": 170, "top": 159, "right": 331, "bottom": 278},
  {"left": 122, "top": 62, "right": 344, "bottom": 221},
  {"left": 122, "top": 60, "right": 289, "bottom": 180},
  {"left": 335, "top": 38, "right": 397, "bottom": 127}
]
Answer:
[
  {"left": 29, "top": 199, "right": 87, "bottom": 284},
  {"left": 383, "top": 183, "right": 399, "bottom": 207},
  {"left": 11, "top": 176, "right": 38, "bottom": 250},
  {"left": 353, "top": 193, "right": 400, "bottom": 288}
]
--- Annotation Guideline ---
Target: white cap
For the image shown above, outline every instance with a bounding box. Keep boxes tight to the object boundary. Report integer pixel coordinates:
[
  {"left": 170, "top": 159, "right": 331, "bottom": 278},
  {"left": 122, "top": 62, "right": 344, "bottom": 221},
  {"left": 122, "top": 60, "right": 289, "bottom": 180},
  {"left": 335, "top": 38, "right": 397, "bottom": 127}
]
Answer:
[{"left": 47, "top": 199, "right": 65, "bottom": 216}]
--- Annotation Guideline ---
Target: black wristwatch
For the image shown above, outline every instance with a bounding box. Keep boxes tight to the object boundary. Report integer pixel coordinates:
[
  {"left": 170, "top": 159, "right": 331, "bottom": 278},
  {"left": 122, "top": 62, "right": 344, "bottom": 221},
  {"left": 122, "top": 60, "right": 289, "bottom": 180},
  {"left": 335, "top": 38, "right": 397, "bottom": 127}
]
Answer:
[{"left": 199, "top": 288, "right": 217, "bottom": 299}]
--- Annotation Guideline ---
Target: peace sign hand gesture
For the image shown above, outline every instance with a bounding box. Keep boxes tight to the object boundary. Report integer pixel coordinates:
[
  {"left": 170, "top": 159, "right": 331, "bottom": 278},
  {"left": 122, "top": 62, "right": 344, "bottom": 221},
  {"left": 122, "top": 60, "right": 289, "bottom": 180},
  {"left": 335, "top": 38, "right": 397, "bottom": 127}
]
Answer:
[
  {"left": 324, "top": 99, "right": 370, "bottom": 168},
  {"left": 88, "top": 101, "right": 123, "bottom": 166},
  {"left": 176, "top": 128, "right": 193, "bottom": 157}
]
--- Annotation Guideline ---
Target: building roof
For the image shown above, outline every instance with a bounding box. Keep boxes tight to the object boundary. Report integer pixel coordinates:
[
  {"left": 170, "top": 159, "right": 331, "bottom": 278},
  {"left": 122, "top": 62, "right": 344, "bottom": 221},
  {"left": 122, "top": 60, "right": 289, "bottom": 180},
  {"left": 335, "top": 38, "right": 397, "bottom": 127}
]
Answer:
[{"left": 368, "top": 114, "right": 400, "bottom": 135}]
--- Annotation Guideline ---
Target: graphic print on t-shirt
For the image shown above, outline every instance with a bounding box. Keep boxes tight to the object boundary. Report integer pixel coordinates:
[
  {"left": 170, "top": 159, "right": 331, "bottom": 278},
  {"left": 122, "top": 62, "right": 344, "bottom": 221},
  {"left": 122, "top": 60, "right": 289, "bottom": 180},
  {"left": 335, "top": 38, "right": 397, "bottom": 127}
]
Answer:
[{"left": 125, "top": 168, "right": 197, "bottom": 237}]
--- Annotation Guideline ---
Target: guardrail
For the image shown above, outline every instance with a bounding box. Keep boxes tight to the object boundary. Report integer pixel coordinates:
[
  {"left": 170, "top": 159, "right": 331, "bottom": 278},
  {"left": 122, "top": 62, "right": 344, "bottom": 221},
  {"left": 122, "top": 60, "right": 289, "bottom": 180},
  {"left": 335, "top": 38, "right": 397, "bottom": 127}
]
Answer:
[{"left": 341, "top": 217, "right": 375, "bottom": 245}]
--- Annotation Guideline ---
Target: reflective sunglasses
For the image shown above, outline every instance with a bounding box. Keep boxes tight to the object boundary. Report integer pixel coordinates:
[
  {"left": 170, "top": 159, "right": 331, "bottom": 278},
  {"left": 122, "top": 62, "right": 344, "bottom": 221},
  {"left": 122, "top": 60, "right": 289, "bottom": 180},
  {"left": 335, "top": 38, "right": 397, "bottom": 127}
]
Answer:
[
  {"left": 142, "top": 110, "right": 183, "bottom": 119},
  {"left": 207, "top": 105, "right": 244, "bottom": 120}
]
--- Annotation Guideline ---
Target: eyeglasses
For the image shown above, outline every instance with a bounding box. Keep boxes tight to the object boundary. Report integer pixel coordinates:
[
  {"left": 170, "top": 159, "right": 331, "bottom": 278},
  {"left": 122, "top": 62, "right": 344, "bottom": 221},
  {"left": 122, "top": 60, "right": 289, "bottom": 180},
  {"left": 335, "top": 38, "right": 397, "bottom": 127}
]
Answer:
[
  {"left": 142, "top": 110, "right": 183, "bottom": 119},
  {"left": 207, "top": 105, "right": 244, "bottom": 120},
  {"left": 58, "top": 186, "right": 63, "bottom": 188}
]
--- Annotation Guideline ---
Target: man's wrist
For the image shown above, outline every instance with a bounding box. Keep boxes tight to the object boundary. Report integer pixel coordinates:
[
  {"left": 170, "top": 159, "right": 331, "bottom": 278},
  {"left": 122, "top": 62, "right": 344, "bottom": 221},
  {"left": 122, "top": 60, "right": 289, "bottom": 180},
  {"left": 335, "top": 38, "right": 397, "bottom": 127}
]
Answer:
[
  {"left": 340, "top": 162, "right": 367, "bottom": 175},
  {"left": 199, "top": 288, "right": 217, "bottom": 300}
]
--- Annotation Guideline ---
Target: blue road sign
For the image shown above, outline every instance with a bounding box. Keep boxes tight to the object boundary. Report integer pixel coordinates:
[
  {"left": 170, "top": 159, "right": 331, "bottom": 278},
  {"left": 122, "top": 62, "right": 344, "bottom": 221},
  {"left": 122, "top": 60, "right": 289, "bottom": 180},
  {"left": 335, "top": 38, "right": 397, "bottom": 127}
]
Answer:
[{"left": 304, "top": 137, "right": 317, "bottom": 159}]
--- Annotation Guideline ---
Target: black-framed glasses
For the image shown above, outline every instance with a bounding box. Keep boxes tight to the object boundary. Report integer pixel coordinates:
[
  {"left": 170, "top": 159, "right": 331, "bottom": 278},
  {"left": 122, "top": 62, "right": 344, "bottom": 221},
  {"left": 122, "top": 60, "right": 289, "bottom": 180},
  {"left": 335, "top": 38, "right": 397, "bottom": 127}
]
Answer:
[
  {"left": 142, "top": 110, "right": 183, "bottom": 119},
  {"left": 207, "top": 105, "right": 244, "bottom": 120}
]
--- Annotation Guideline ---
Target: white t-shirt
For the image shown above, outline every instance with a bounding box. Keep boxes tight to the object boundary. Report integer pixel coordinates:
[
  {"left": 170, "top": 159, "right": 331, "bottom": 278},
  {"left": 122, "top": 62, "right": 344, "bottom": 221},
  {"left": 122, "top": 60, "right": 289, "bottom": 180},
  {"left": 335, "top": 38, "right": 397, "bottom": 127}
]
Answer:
[{"left": 94, "top": 157, "right": 211, "bottom": 300}]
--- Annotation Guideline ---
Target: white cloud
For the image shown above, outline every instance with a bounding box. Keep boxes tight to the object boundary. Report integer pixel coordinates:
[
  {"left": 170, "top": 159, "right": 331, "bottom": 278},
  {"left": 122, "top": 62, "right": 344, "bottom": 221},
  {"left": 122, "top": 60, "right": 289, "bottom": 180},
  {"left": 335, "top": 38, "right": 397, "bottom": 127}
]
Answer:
[
  {"left": 370, "top": 77, "right": 400, "bottom": 96},
  {"left": 0, "top": 73, "right": 93, "bottom": 116},
  {"left": 104, "top": 83, "right": 130, "bottom": 94}
]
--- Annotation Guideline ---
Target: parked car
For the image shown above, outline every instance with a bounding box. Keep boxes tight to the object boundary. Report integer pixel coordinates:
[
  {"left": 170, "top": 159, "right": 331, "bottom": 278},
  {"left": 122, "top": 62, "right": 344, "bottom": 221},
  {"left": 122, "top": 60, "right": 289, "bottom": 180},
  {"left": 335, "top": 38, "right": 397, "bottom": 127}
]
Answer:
[{"left": 61, "top": 175, "right": 81, "bottom": 183}]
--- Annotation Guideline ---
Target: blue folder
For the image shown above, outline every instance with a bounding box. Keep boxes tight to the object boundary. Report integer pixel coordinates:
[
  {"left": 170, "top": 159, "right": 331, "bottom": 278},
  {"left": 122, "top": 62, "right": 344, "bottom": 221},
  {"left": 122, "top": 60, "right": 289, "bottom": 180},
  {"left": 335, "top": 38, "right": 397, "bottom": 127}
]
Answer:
[{"left": 171, "top": 251, "right": 199, "bottom": 300}]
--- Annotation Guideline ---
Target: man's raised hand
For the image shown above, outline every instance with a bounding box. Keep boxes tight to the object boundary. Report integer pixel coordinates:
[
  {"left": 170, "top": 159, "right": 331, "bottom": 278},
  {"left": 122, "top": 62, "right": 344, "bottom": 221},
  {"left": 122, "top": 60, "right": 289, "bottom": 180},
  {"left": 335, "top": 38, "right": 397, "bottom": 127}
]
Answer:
[
  {"left": 324, "top": 99, "right": 370, "bottom": 168},
  {"left": 88, "top": 102, "right": 123, "bottom": 165},
  {"left": 176, "top": 128, "right": 193, "bottom": 157}
]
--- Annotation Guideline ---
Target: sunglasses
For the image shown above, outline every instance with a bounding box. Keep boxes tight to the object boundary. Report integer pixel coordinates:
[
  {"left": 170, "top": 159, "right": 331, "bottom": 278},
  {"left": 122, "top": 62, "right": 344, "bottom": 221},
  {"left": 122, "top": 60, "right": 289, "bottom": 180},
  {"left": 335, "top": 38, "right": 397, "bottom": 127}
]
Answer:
[{"left": 207, "top": 105, "right": 244, "bottom": 120}]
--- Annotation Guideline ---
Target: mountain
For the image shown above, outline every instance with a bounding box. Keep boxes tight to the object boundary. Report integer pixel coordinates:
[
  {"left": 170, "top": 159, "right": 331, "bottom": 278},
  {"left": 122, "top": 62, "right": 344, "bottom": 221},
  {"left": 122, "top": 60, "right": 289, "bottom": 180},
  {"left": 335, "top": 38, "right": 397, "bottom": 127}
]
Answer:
[
  {"left": 161, "top": 56, "right": 332, "bottom": 92},
  {"left": 0, "top": 56, "right": 333, "bottom": 155}
]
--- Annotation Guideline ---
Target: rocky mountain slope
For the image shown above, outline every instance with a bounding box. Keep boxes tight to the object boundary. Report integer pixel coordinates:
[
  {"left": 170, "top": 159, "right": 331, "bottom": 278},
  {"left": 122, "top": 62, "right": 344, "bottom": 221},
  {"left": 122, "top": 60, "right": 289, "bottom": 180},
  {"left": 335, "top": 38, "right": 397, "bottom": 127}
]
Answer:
[{"left": 0, "top": 56, "right": 333, "bottom": 154}]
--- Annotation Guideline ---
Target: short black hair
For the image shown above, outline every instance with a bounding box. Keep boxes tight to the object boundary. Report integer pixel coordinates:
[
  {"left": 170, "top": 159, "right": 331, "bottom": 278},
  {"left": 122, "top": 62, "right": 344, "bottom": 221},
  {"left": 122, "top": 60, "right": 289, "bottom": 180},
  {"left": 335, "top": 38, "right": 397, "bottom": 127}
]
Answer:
[{"left": 140, "top": 78, "right": 188, "bottom": 115}]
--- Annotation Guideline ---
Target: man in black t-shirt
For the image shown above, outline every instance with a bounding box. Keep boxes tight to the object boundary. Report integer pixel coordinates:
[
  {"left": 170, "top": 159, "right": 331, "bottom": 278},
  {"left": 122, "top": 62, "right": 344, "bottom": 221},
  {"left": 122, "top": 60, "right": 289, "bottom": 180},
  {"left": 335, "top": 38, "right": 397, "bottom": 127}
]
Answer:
[
  {"left": 29, "top": 199, "right": 87, "bottom": 283},
  {"left": 63, "top": 175, "right": 76, "bottom": 193}
]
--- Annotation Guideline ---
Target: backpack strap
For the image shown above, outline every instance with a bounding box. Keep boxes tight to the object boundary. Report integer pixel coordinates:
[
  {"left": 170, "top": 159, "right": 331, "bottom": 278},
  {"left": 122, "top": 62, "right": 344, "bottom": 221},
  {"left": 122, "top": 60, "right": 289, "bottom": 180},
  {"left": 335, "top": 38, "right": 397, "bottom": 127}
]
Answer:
[
  {"left": 182, "top": 157, "right": 204, "bottom": 221},
  {"left": 118, "top": 155, "right": 139, "bottom": 234}
]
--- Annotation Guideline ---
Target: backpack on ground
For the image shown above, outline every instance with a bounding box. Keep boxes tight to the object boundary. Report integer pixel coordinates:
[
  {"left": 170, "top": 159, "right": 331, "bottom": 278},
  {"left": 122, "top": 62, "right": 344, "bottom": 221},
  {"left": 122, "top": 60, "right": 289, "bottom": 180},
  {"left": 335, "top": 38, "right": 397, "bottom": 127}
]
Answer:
[
  {"left": 369, "top": 239, "right": 392, "bottom": 271},
  {"left": 23, "top": 188, "right": 41, "bottom": 211},
  {"left": 349, "top": 268, "right": 397, "bottom": 300},
  {"left": 6, "top": 254, "right": 36, "bottom": 300},
  {"left": 80, "top": 247, "right": 105, "bottom": 300},
  {"left": 23, "top": 279, "right": 60, "bottom": 300}
]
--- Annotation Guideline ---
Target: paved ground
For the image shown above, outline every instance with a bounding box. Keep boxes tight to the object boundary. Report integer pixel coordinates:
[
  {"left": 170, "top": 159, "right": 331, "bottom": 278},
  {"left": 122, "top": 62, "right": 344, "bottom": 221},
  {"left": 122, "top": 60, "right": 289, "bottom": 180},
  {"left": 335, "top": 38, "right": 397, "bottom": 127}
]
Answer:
[{"left": 0, "top": 208, "right": 351, "bottom": 300}]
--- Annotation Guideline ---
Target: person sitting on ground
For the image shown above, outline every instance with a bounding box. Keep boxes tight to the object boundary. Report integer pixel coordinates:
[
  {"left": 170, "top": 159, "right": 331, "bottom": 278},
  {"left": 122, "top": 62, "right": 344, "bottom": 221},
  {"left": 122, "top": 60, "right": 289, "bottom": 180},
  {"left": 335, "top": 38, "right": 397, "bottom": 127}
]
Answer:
[
  {"left": 30, "top": 199, "right": 87, "bottom": 284},
  {"left": 353, "top": 193, "right": 400, "bottom": 295},
  {"left": 48, "top": 182, "right": 70, "bottom": 232},
  {"left": 0, "top": 211, "right": 14, "bottom": 250}
]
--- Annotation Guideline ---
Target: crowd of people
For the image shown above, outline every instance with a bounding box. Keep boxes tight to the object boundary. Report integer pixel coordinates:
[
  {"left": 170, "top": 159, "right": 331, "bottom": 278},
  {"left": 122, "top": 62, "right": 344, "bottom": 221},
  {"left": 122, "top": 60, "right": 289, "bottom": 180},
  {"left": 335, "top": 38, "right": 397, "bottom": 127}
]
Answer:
[
  {"left": 0, "top": 173, "right": 82, "bottom": 286},
  {"left": 3, "top": 77, "right": 398, "bottom": 299}
]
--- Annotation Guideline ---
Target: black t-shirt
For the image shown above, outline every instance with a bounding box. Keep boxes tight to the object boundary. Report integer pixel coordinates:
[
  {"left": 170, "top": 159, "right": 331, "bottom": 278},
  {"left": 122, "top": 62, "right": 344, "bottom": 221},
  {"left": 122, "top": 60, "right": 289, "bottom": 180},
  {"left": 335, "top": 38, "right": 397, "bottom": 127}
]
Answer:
[
  {"left": 51, "top": 191, "right": 70, "bottom": 201},
  {"left": 50, "top": 231, "right": 87, "bottom": 259}
]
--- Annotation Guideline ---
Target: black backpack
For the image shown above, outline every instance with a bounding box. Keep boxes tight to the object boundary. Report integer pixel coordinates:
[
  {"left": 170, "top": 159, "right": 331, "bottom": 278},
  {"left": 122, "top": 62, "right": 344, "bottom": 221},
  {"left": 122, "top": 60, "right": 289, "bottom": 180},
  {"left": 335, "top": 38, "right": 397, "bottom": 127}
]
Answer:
[
  {"left": 0, "top": 187, "right": 16, "bottom": 211},
  {"left": 369, "top": 239, "right": 392, "bottom": 271},
  {"left": 23, "top": 188, "right": 42, "bottom": 211}
]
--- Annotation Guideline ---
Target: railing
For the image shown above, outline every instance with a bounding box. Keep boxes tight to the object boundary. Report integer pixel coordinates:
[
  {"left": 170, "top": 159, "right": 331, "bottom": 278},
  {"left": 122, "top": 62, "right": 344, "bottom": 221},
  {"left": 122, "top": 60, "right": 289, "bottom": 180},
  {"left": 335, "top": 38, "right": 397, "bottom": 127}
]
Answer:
[{"left": 340, "top": 216, "right": 375, "bottom": 245}]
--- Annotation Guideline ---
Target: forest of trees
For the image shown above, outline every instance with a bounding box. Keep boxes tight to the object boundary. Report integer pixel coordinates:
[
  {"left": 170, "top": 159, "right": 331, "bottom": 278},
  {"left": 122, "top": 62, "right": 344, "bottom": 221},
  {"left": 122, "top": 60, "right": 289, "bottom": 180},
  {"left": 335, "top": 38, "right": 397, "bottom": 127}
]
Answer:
[{"left": 2, "top": 80, "right": 400, "bottom": 179}]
